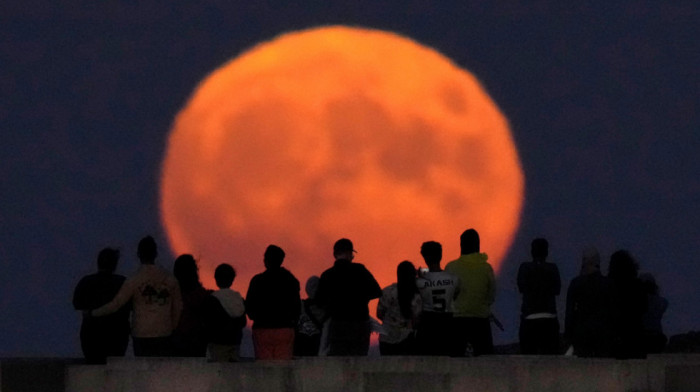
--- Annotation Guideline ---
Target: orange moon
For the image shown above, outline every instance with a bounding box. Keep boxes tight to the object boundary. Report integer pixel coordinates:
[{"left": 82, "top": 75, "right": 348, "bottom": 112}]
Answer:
[{"left": 160, "top": 26, "right": 524, "bottom": 295}]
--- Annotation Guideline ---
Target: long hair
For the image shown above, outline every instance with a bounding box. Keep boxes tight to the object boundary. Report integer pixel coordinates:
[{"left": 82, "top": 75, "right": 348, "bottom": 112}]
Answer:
[
  {"left": 173, "top": 254, "right": 203, "bottom": 293},
  {"left": 397, "top": 261, "right": 418, "bottom": 319}
]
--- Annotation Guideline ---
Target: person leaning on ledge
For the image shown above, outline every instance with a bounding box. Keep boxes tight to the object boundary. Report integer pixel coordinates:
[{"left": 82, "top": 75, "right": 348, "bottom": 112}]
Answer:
[{"left": 89, "top": 236, "right": 182, "bottom": 357}]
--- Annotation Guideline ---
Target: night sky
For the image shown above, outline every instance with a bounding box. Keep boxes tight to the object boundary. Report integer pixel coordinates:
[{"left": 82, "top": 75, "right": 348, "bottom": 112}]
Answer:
[{"left": 1, "top": 2, "right": 698, "bottom": 357}]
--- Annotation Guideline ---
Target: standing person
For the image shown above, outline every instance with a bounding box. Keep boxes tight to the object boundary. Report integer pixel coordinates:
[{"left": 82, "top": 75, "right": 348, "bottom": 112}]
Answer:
[
  {"left": 91, "top": 236, "right": 182, "bottom": 357},
  {"left": 172, "top": 254, "right": 211, "bottom": 357},
  {"left": 315, "top": 238, "right": 382, "bottom": 356},
  {"left": 564, "top": 247, "right": 613, "bottom": 357},
  {"left": 639, "top": 273, "right": 668, "bottom": 354},
  {"left": 517, "top": 238, "right": 561, "bottom": 354},
  {"left": 294, "top": 276, "right": 325, "bottom": 356},
  {"left": 444, "top": 228, "right": 496, "bottom": 356},
  {"left": 377, "top": 261, "right": 422, "bottom": 355},
  {"left": 73, "top": 248, "right": 130, "bottom": 364},
  {"left": 608, "top": 250, "right": 647, "bottom": 359},
  {"left": 415, "top": 241, "right": 459, "bottom": 355},
  {"left": 245, "top": 245, "right": 301, "bottom": 360},
  {"left": 204, "top": 263, "right": 246, "bottom": 362}
]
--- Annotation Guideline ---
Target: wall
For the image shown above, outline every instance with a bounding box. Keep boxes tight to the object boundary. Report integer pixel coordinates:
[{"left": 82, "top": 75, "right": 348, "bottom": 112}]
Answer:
[{"left": 2, "top": 355, "right": 700, "bottom": 392}]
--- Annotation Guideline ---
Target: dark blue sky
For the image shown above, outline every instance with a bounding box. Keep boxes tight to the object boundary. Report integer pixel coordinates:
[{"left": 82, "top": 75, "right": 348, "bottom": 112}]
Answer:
[{"left": 1, "top": 2, "right": 698, "bottom": 356}]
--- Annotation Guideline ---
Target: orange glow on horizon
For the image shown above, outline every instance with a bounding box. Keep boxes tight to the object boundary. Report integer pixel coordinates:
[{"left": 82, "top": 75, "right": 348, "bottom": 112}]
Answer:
[{"left": 160, "top": 26, "right": 524, "bottom": 304}]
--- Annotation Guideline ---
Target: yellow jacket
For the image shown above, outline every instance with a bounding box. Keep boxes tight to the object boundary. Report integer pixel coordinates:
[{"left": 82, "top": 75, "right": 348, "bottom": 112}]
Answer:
[{"left": 445, "top": 253, "right": 495, "bottom": 318}]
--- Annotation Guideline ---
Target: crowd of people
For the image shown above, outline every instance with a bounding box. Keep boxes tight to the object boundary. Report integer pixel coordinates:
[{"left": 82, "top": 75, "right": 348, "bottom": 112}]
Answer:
[{"left": 72, "top": 229, "right": 668, "bottom": 363}]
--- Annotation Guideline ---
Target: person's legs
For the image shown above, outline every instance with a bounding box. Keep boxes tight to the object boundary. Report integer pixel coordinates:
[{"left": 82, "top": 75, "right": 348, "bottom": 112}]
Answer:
[
  {"left": 253, "top": 328, "right": 274, "bottom": 360},
  {"left": 519, "top": 318, "right": 536, "bottom": 354},
  {"left": 468, "top": 317, "right": 493, "bottom": 356},
  {"left": 379, "top": 341, "right": 398, "bottom": 356},
  {"left": 254, "top": 328, "right": 295, "bottom": 360},
  {"left": 417, "top": 312, "right": 452, "bottom": 356},
  {"left": 449, "top": 317, "right": 470, "bottom": 357},
  {"left": 542, "top": 318, "right": 560, "bottom": 355},
  {"left": 271, "top": 328, "right": 295, "bottom": 360},
  {"left": 328, "top": 320, "right": 370, "bottom": 356},
  {"left": 208, "top": 343, "right": 240, "bottom": 362},
  {"left": 132, "top": 336, "right": 173, "bottom": 357}
]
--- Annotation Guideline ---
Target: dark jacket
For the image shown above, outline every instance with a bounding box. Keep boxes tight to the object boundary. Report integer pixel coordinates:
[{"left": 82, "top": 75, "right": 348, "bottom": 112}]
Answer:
[
  {"left": 315, "top": 258, "right": 382, "bottom": 321},
  {"left": 517, "top": 261, "right": 561, "bottom": 317},
  {"left": 246, "top": 267, "right": 301, "bottom": 329},
  {"left": 73, "top": 272, "right": 131, "bottom": 361},
  {"left": 203, "top": 295, "right": 246, "bottom": 345},
  {"left": 565, "top": 271, "right": 614, "bottom": 357}
]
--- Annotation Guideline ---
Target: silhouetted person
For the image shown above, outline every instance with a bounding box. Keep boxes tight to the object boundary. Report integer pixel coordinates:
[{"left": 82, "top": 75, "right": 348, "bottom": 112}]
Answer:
[
  {"left": 444, "top": 229, "right": 495, "bottom": 356},
  {"left": 377, "top": 261, "right": 422, "bottom": 355},
  {"left": 294, "top": 276, "right": 325, "bottom": 356},
  {"left": 564, "top": 247, "right": 613, "bottom": 357},
  {"left": 639, "top": 272, "right": 668, "bottom": 354},
  {"left": 517, "top": 238, "right": 561, "bottom": 354},
  {"left": 315, "top": 238, "right": 382, "bottom": 356},
  {"left": 73, "top": 248, "right": 130, "bottom": 364},
  {"left": 204, "top": 263, "right": 246, "bottom": 362},
  {"left": 91, "top": 236, "right": 182, "bottom": 357},
  {"left": 415, "top": 241, "right": 459, "bottom": 355},
  {"left": 245, "top": 245, "right": 301, "bottom": 360},
  {"left": 172, "top": 254, "right": 211, "bottom": 357},
  {"left": 608, "top": 250, "right": 647, "bottom": 359}
]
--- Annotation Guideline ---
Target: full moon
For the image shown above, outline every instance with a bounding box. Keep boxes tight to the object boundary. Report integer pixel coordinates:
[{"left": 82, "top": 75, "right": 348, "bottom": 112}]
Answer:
[{"left": 160, "top": 26, "right": 524, "bottom": 294}]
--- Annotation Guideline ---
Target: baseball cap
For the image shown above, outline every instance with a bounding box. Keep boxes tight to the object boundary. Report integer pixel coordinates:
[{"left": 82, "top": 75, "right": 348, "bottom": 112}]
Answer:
[{"left": 333, "top": 238, "right": 357, "bottom": 254}]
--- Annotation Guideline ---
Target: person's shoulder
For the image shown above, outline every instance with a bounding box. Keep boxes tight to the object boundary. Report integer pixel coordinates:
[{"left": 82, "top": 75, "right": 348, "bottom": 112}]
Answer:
[
  {"left": 437, "top": 270, "right": 459, "bottom": 280},
  {"left": 75, "top": 273, "right": 99, "bottom": 285},
  {"left": 281, "top": 267, "right": 299, "bottom": 280},
  {"left": 281, "top": 267, "right": 301, "bottom": 288},
  {"left": 352, "top": 262, "right": 371, "bottom": 272},
  {"left": 444, "top": 258, "right": 461, "bottom": 269},
  {"left": 381, "top": 283, "right": 398, "bottom": 297},
  {"left": 546, "top": 261, "right": 560, "bottom": 270},
  {"left": 249, "top": 272, "right": 265, "bottom": 284}
]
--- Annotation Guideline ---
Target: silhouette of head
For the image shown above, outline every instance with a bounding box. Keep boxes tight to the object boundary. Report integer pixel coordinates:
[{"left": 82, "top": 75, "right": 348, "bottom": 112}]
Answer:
[
  {"left": 174, "top": 254, "right": 202, "bottom": 292},
  {"left": 531, "top": 238, "right": 549, "bottom": 260},
  {"left": 460, "top": 229, "right": 480, "bottom": 255},
  {"left": 264, "top": 245, "right": 285, "bottom": 269},
  {"left": 97, "top": 248, "right": 120, "bottom": 273},
  {"left": 305, "top": 275, "right": 320, "bottom": 299},
  {"left": 608, "top": 250, "right": 638, "bottom": 283},
  {"left": 333, "top": 238, "right": 356, "bottom": 260},
  {"left": 420, "top": 241, "right": 442, "bottom": 267},
  {"left": 137, "top": 235, "right": 158, "bottom": 263},
  {"left": 580, "top": 247, "right": 601, "bottom": 275},
  {"left": 397, "top": 260, "right": 417, "bottom": 284},
  {"left": 214, "top": 263, "right": 236, "bottom": 289}
]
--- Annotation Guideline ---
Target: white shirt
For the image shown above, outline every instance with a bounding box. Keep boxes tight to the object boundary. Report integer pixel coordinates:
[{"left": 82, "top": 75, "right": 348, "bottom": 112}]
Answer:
[{"left": 416, "top": 270, "right": 459, "bottom": 313}]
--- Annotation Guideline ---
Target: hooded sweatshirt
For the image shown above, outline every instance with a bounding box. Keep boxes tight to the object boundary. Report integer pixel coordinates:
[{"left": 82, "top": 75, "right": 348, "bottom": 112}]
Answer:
[{"left": 445, "top": 253, "right": 495, "bottom": 318}]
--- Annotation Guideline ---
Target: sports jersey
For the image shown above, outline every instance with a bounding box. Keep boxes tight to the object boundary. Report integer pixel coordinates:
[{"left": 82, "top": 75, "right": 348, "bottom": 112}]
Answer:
[{"left": 416, "top": 270, "right": 459, "bottom": 313}]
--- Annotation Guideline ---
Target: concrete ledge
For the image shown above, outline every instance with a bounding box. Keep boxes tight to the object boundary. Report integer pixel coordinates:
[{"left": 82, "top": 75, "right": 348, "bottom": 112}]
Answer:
[{"left": 4, "top": 355, "right": 700, "bottom": 392}]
